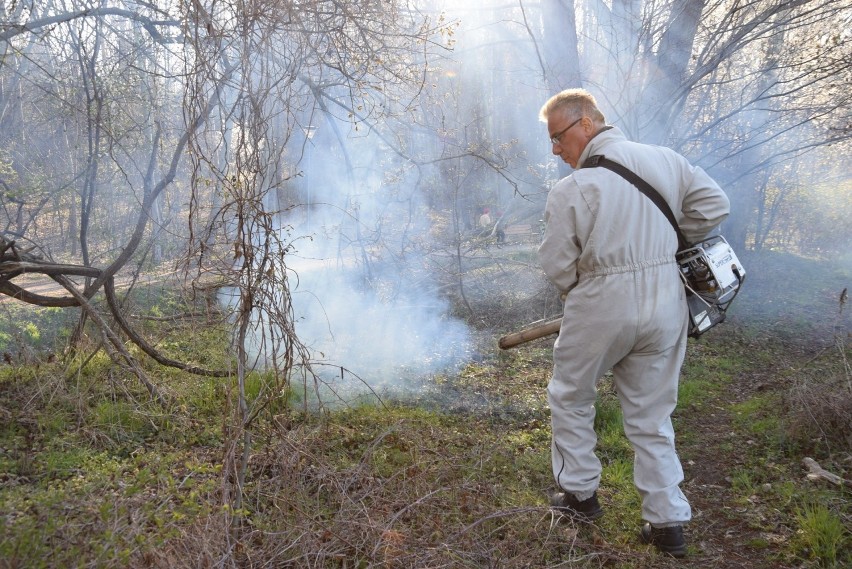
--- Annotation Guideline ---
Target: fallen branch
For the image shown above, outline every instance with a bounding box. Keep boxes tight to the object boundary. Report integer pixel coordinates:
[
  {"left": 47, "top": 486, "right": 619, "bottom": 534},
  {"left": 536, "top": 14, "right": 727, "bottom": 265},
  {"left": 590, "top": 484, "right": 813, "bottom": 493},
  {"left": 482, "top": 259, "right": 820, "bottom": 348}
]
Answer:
[
  {"left": 1, "top": 235, "right": 230, "bottom": 378},
  {"left": 53, "top": 274, "right": 168, "bottom": 406},
  {"left": 802, "top": 457, "right": 850, "bottom": 486},
  {"left": 104, "top": 278, "right": 230, "bottom": 377}
]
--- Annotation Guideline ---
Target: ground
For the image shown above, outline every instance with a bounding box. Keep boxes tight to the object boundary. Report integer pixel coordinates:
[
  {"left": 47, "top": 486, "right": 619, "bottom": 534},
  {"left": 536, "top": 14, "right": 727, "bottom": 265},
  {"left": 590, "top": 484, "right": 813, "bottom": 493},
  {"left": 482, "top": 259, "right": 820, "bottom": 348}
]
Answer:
[
  {"left": 0, "top": 249, "right": 849, "bottom": 567},
  {"left": 472, "top": 247, "right": 851, "bottom": 568},
  {"left": 678, "top": 358, "right": 795, "bottom": 569}
]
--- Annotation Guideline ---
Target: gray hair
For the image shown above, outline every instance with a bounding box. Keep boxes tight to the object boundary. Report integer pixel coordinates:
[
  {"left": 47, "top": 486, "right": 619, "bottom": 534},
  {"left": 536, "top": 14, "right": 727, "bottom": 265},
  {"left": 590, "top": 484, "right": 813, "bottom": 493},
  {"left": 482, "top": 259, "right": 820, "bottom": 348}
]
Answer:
[{"left": 539, "top": 89, "right": 606, "bottom": 125}]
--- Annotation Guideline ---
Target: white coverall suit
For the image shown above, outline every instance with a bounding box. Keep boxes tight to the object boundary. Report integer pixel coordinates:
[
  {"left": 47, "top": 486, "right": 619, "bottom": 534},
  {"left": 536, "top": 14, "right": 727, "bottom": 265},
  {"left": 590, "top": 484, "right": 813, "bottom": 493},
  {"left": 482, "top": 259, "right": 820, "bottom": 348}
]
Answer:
[{"left": 538, "top": 126, "right": 730, "bottom": 526}]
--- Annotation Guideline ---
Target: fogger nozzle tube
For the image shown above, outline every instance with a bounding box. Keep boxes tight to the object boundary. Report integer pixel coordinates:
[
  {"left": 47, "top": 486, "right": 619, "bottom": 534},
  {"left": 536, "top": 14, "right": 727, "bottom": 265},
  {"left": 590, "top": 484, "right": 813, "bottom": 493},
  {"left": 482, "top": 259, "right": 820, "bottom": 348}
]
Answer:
[{"left": 498, "top": 317, "right": 561, "bottom": 349}]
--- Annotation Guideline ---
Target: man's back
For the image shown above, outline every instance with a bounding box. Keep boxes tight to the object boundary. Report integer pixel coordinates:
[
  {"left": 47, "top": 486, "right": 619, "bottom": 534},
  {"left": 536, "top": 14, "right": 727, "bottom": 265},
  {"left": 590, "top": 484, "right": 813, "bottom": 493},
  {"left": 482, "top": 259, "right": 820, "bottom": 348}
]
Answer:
[{"left": 538, "top": 127, "right": 729, "bottom": 293}]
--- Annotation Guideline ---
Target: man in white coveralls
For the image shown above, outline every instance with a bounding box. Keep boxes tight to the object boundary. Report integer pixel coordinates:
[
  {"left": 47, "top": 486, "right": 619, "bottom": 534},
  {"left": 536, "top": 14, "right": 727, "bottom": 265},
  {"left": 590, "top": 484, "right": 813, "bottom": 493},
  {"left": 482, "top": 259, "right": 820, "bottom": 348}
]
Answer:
[{"left": 537, "top": 88, "right": 730, "bottom": 558}]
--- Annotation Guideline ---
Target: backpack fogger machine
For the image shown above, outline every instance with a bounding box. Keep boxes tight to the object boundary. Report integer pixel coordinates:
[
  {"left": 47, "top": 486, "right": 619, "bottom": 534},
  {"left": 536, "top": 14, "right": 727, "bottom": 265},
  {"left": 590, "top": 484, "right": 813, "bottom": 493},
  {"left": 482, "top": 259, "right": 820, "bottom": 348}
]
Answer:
[
  {"left": 677, "top": 235, "right": 745, "bottom": 337},
  {"left": 497, "top": 235, "right": 747, "bottom": 349}
]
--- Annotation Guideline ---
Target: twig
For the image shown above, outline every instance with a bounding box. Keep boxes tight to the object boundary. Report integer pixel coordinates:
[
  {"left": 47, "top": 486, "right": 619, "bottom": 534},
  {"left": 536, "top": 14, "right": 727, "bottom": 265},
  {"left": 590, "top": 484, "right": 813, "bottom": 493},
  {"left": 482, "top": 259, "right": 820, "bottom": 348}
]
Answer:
[{"left": 65, "top": 342, "right": 106, "bottom": 380}]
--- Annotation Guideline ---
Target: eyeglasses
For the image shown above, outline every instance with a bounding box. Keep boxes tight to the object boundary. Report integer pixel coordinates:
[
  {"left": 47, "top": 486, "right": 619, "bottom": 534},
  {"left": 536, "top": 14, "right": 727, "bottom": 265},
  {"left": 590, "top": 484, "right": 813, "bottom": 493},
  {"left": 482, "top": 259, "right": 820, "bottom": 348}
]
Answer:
[{"left": 550, "top": 117, "right": 583, "bottom": 145}]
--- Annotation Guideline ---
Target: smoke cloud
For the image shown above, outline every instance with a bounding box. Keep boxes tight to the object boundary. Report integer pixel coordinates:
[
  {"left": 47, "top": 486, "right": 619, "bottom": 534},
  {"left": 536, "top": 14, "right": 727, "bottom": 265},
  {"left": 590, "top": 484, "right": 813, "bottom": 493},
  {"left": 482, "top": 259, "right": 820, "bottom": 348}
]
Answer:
[
  {"left": 221, "top": 117, "right": 476, "bottom": 399},
  {"left": 257, "top": 3, "right": 549, "bottom": 396}
]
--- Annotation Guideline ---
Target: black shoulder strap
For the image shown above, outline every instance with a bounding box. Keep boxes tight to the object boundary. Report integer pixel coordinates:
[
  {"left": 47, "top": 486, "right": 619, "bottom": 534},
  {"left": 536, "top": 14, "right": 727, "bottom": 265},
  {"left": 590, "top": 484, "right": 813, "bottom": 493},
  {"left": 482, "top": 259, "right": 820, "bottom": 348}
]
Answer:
[{"left": 582, "top": 154, "right": 687, "bottom": 250}]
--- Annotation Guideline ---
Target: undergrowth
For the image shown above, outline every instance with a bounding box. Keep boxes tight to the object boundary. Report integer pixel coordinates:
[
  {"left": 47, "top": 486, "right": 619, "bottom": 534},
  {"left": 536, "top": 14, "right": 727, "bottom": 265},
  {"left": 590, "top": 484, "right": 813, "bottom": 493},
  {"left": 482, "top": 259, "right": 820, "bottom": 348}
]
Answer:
[{"left": 0, "top": 251, "right": 850, "bottom": 568}]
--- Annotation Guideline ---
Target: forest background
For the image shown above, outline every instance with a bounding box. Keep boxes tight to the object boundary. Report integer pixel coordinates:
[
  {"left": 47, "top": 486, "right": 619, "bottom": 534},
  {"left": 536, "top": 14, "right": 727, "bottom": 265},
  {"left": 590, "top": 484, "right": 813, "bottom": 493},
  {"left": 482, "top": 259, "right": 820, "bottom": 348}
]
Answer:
[{"left": 0, "top": 0, "right": 850, "bottom": 567}]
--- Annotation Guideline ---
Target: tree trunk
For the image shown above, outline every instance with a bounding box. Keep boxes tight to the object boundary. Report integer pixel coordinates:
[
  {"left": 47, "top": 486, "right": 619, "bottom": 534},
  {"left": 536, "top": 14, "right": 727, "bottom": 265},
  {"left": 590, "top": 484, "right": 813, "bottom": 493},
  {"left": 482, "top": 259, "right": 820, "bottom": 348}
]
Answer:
[
  {"left": 642, "top": 0, "right": 707, "bottom": 143},
  {"left": 541, "top": 0, "right": 583, "bottom": 90}
]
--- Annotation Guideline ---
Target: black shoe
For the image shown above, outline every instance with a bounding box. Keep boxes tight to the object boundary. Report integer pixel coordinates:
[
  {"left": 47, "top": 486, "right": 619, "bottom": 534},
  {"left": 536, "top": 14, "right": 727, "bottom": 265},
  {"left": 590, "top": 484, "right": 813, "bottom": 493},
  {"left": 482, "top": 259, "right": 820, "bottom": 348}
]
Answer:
[
  {"left": 550, "top": 490, "right": 604, "bottom": 521},
  {"left": 640, "top": 523, "right": 687, "bottom": 558}
]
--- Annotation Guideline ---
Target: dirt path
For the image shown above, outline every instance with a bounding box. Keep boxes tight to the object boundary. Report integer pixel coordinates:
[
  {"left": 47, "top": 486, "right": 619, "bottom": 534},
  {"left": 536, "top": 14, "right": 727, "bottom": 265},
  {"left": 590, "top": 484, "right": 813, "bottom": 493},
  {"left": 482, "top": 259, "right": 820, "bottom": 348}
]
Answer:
[
  {"left": 674, "top": 347, "right": 804, "bottom": 568},
  {"left": 0, "top": 269, "right": 181, "bottom": 304}
]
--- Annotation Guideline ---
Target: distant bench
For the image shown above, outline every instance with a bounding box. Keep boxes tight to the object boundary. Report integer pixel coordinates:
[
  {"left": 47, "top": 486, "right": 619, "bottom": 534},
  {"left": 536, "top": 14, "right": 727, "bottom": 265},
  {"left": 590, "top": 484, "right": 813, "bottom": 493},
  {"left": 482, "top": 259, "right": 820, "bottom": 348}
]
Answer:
[{"left": 502, "top": 223, "right": 538, "bottom": 243}]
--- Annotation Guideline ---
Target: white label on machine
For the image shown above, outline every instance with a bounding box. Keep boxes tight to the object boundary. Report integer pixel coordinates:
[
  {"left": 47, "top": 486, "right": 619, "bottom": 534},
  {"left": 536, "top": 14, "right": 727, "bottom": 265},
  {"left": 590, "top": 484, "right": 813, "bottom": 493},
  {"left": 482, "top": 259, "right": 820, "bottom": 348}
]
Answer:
[{"left": 705, "top": 241, "right": 741, "bottom": 290}]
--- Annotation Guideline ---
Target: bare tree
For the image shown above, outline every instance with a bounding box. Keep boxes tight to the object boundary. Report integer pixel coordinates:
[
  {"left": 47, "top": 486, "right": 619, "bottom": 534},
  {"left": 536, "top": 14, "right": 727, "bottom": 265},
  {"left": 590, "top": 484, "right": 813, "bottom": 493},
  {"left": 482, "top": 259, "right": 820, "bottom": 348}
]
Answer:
[
  {"left": 175, "top": 1, "right": 452, "bottom": 539},
  {"left": 1, "top": 2, "right": 455, "bottom": 557},
  {"left": 518, "top": 0, "right": 851, "bottom": 250}
]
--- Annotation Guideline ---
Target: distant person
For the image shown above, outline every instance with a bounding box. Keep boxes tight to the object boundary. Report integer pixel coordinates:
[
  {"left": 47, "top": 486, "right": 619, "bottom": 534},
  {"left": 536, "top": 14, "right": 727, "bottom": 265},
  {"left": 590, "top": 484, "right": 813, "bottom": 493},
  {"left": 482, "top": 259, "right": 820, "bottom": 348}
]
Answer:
[
  {"left": 478, "top": 208, "right": 492, "bottom": 230},
  {"left": 537, "top": 88, "right": 730, "bottom": 557},
  {"left": 495, "top": 211, "right": 506, "bottom": 244}
]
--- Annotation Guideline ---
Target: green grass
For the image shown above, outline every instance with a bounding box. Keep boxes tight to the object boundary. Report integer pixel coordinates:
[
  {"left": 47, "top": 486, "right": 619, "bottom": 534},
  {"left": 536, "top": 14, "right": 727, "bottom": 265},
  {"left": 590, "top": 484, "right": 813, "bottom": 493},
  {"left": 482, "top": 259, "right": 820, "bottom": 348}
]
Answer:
[
  {"left": 0, "top": 304, "right": 76, "bottom": 355},
  {"left": 1, "top": 250, "right": 850, "bottom": 567},
  {"left": 795, "top": 502, "right": 848, "bottom": 567},
  {"left": 1, "top": 334, "right": 849, "bottom": 567}
]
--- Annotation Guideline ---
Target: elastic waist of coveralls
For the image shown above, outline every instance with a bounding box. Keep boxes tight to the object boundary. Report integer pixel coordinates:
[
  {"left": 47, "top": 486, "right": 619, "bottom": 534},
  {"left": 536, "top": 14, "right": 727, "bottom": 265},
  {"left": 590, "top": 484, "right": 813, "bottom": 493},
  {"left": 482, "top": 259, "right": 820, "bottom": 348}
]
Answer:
[{"left": 577, "top": 255, "right": 675, "bottom": 281}]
